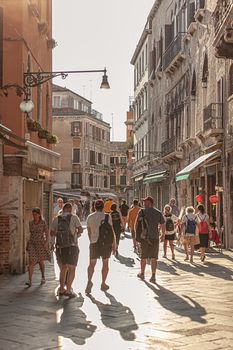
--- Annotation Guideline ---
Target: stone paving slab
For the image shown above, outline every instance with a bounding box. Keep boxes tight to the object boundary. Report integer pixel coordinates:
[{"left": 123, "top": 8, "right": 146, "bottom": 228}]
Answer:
[{"left": 0, "top": 233, "right": 233, "bottom": 350}]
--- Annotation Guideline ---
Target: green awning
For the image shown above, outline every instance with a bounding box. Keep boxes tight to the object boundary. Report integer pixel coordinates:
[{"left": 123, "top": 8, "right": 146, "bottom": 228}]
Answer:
[
  {"left": 143, "top": 171, "right": 168, "bottom": 184},
  {"left": 176, "top": 150, "right": 220, "bottom": 182},
  {"left": 176, "top": 174, "right": 190, "bottom": 182}
]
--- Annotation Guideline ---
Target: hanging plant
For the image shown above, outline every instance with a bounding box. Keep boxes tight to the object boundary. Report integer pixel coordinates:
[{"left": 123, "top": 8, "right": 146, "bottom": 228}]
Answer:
[
  {"left": 27, "top": 118, "right": 41, "bottom": 132},
  {"left": 47, "top": 134, "right": 59, "bottom": 144},
  {"left": 38, "top": 128, "right": 50, "bottom": 139}
]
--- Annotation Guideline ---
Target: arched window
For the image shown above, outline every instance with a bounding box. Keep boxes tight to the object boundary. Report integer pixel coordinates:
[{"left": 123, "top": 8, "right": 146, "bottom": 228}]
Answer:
[
  {"left": 229, "top": 64, "right": 233, "bottom": 96},
  {"left": 191, "top": 70, "right": 196, "bottom": 96},
  {"left": 202, "top": 53, "right": 208, "bottom": 83}
]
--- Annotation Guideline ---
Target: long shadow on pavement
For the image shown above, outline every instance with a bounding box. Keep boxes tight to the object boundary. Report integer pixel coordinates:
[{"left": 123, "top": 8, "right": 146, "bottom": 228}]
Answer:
[
  {"left": 144, "top": 281, "right": 207, "bottom": 324},
  {"left": 114, "top": 253, "right": 135, "bottom": 268},
  {"left": 88, "top": 291, "right": 138, "bottom": 341},
  {"left": 58, "top": 293, "right": 97, "bottom": 346}
]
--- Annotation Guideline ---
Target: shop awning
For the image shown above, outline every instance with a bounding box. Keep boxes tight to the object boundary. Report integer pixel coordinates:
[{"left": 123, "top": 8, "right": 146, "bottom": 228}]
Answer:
[
  {"left": 176, "top": 150, "right": 220, "bottom": 182},
  {"left": 143, "top": 171, "right": 168, "bottom": 184},
  {"left": 134, "top": 175, "right": 144, "bottom": 182}
]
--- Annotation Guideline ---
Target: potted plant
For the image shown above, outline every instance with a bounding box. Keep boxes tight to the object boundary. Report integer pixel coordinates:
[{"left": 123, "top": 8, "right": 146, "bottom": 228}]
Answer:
[
  {"left": 38, "top": 128, "right": 50, "bottom": 139},
  {"left": 27, "top": 118, "right": 41, "bottom": 132},
  {"left": 47, "top": 134, "right": 59, "bottom": 144}
]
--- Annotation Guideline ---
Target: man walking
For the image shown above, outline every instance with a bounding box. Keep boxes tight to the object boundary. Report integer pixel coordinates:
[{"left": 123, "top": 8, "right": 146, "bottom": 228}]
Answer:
[
  {"left": 51, "top": 202, "right": 83, "bottom": 297},
  {"left": 127, "top": 199, "right": 141, "bottom": 251},
  {"left": 119, "top": 199, "right": 129, "bottom": 230},
  {"left": 85, "top": 199, "right": 116, "bottom": 294},
  {"left": 135, "top": 196, "right": 165, "bottom": 283}
]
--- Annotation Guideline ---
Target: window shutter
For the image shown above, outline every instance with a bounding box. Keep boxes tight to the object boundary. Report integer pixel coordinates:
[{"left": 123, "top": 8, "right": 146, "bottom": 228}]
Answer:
[
  {"left": 0, "top": 7, "right": 3, "bottom": 86},
  {"left": 165, "top": 24, "right": 173, "bottom": 50}
]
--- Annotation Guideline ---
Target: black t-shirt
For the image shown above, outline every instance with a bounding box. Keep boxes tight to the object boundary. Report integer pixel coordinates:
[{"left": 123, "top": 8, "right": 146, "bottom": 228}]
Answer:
[
  {"left": 111, "top": 211, "right": 122, "bottom": 233},
  {"left": 137, "top": 207, "right": 165, "bottom": 240},
  {"left": 120, "top": 204, "right": 129, "bottom": 217}
]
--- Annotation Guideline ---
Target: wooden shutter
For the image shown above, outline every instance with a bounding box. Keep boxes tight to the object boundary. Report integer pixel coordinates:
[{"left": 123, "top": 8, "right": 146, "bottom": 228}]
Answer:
[
  {"left": 0, "top": 7, "right": 3, "bottom": 86},
  {"left": 165, "top": 24, "right": 173, "bottom": 49}
]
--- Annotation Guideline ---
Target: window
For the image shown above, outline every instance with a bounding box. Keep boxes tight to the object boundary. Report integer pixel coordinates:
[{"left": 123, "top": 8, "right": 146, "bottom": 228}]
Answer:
[
  {"left": 110, "top": 175, "right": 116, "bottom": 186},
  {"left": 102, "top": 129, "right": 105, "bottom": 140},
  {"left": 90, "top": 150, "right": 95, "bottom": 165},
  {"left": 73, "top": 148, "right": 80, "bottom": 163},
  {"left": 98, "top": 153, "right": 102, "bottom": 164},
  {"left": 71, "top": 121, "right": 82, "bottom": 136},
  {"left": 46, "top": 84, "right": 50, "bottom": 129},
  {"left": 53, "top": 96, "right": 61, "bottom": 108},
  {"left": 37, "top": 83, "right": 42, "bottom": 122},
  {"left": 120, "top": 176, "right": 127, "bottom": 186},
  {"left": 104, "top": 176, "right": 108, "bottom": 188},
  {"left": 110, "top": 157, "right": 114, "bottom": 165},
  {"left": 89, "top": 174, "right": 93, "bottom": 187},
  {"left": 229, "top": 65, "right": 233, "bottom": 96},
  {"left": 120, "top": 157, "right": 127, "bottom": 164},
  {"left": 202, "top": 53, "right": 208, "bottom": 83},
  {"left": 71, "top": 173, "right": 81, "bottom": 188}
]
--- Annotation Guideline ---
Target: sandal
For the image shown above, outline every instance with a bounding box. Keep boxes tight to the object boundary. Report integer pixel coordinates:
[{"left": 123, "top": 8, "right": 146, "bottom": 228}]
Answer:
[
  {"left": 64, "top": 291, "right": 77, "bottom": 298},
  {"left": 25, "top": 281, "right": 31, "bottom": 287},
  {"left": 149, "top": 276, "right": 156, "bottom": 284},
  {"left": 41, "top": 278, "right": 46, "bottom": 285},
  {"left": 137, "top": 273, "right": 145, "bottom": 280},
  {"left": 85, "top": 281, "right": 93, "bottom": 295},
  {"left": 100, "top": 283, "right": 109, "bottom": 291}
]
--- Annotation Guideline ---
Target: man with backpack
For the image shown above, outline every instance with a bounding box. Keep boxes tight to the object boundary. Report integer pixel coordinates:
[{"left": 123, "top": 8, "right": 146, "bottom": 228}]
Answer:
[
  {"left": 50, "top": 202, "right": 83, "bottom": 297},
  {"left": 181, "top": 206, "right": 198, "bottom": 263},
  {"left": 135, "top": 196, "right": 165, "bottom": 283},
  {"left": 85, "top": 199, "right": 116, "bottom": 294}
]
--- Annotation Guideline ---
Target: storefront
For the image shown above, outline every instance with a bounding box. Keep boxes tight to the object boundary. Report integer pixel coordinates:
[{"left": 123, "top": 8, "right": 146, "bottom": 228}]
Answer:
[{"left": 143, "top": 171, "right": 169, "bottom": 210}]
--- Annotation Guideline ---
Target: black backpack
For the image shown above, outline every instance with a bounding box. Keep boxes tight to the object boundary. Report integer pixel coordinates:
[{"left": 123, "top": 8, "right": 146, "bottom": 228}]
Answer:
[
  {"left": 97, "top": 214, "right": 114, "bottom": 252},
  {"left": 165, "top": 215, "right": 175, "bottom": 232},
  {"left": 56, "top": 215, "right": 75, "bottom": 248},
  {"left": 135, "top": 209, "right": 148, "bottom": 242}
]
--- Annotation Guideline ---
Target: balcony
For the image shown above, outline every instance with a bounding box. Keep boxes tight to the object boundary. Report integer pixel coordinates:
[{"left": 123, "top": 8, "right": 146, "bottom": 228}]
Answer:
[
  {"left": 162, "top": 33, "right": 185, "bottom": 73},
  {"left": 203, "top": 103, "right": 224, "bottom": 137},
  {"left": 213, "top": 0, "right": 233, "bottom": 59},
  {"left": 162, "top": 137, "right": 176, "bottom": 157}
]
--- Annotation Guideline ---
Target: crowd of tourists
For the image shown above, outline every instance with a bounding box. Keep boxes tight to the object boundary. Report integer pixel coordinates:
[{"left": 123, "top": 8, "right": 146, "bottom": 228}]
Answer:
[{"left": 25, "top": 195, "right": 218, "bottom": 297}]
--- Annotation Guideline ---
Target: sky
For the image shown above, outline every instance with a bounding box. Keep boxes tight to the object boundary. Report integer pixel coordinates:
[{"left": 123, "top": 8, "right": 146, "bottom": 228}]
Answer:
[{"left": 52, "top": 0, "right": 154, "bottom": 141}]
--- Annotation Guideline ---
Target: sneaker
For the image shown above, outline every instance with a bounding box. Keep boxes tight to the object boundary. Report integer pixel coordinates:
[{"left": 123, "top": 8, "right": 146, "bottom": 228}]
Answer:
[
  {"left": 137, "top": 273, "right": 145, "bottom": 280},
  {"left": 85, "top": 281, "right": 93, "bottom": 295},
  {"left": 100, "top": 283, "right": 110, "bottom": 291}
]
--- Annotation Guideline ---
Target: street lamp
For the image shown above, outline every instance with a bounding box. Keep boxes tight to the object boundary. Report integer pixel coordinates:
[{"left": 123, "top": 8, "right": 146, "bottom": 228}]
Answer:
[{"left": 1, "top": 68, "right": 110, "bottom": 113}]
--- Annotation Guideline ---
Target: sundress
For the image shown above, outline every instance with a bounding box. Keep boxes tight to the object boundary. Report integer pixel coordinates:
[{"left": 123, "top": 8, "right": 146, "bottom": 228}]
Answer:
[{"left": 27, "top": 220, "right": 51, "bottom": 263}]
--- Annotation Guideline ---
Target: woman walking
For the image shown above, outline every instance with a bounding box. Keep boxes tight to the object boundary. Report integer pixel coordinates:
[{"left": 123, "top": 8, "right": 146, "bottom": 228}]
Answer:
[
  {"left": 163, "top": 204, "right": 178, "bottom": 260},
  {"left": 181, "top": 206, "right": 198, "bottom": 263},
  {"left": 196, "top": 204, "right": 210, "bottom": 262},
  {"left": 110, "top": 203, "right": 123, "bottom": 256},
  {"left": 26, "top": 208, "right": 51, "bottom": 287}
]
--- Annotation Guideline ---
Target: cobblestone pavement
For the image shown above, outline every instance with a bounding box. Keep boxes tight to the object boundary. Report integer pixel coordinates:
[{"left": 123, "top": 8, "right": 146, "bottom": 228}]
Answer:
[{"left": 0, "top": 230, "right": 233, "bottom": 350}]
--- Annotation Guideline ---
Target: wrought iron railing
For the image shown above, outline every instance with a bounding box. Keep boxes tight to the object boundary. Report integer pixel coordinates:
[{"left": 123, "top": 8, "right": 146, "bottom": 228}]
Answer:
[
  {"left": 162, "top": 136, "right": 176, "bottom": 157},
  {"left": 203, "top": 103, "right": 223, "bottom": 132},
  {"left": 162, "top": 33, "right": 185, "bottom": 70}
]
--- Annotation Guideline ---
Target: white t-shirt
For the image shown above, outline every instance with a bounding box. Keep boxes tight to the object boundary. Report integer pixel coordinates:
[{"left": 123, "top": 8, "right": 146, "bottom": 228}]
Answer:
[
  {"left": 164, "top": 214, "right": 178, "bottom": 235},
  {"left": 87, "top": 211, "right": 113, "bottom": 244},
  {"left": 51, "top": 214, "right": 82, "bottom": 246},
  {"left": 182, "top": 213, "right": 198, "bottom": 236}
]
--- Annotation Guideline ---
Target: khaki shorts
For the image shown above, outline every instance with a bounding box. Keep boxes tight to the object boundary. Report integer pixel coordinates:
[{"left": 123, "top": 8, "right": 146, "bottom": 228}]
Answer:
[{"left": 183, "top": 235, "right": 196, "bottom": 244}]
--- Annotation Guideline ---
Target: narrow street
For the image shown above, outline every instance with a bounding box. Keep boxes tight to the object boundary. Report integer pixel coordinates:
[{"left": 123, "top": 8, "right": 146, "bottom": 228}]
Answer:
[{"left": 0, "top": 230, "right": 233, "bottom": 350}]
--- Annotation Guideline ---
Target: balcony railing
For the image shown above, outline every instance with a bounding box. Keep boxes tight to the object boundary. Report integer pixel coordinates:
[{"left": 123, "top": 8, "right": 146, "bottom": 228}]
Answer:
[
  {"left": 162, "top": 33, "right": 185, "bottom": 70},
  {"left": 162, "top": 136, "right": 176, "bottom": 157},
  {"left": 214, "top": 0, "right": 232, "bottom": 35},
  {"left": 203, "top": 103, "right": 223, "bottom": 132}
]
